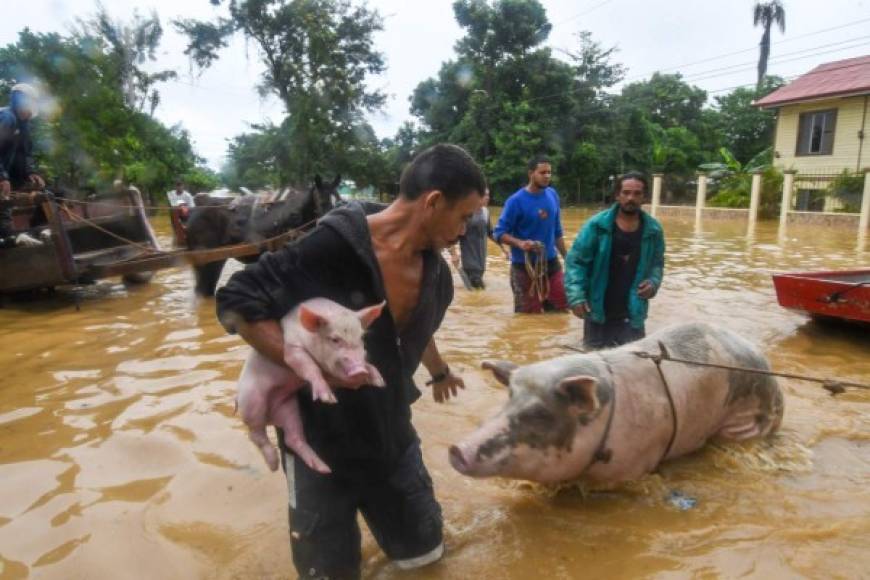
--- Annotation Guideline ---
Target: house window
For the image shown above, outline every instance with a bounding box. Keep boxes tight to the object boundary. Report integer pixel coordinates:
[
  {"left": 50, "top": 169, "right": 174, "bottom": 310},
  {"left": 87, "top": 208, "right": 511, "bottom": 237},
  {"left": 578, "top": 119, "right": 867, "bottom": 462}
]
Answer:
[{"left": 796, "top": 109, "right": 837, "bottom": 156}]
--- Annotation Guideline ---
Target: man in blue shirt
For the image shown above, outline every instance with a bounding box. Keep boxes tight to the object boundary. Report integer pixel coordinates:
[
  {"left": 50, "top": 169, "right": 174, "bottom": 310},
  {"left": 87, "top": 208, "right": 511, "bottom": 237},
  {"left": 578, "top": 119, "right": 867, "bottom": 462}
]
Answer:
[{"left": 493, "top": 155, "right": 569, "bottom": 313}]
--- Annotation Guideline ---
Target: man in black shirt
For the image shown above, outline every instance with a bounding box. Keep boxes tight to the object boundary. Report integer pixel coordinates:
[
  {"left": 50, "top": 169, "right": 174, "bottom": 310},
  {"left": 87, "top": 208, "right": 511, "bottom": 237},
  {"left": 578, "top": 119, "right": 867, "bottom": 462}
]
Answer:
[
  {"left": 216, "top": 144, "right": 486, "bottom": 579},
  {"left": 564, "top": 171, "right": 666, "bottom": 349}
]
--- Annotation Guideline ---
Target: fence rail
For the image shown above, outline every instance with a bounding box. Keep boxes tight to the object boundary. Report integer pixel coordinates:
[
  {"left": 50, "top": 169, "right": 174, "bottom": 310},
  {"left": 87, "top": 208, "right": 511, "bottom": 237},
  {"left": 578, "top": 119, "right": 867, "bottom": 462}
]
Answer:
[{"left": 648, "top": 168, "right": 870, "bottom": 238}]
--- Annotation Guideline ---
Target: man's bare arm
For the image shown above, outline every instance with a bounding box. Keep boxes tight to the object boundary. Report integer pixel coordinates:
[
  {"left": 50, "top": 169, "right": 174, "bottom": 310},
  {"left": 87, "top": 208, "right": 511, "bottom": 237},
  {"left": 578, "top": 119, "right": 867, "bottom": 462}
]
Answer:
[
  {"left": 499, "top": 232, "right": 537, "bottom": 252},
  {"left": 237, "top": 319, "right": 294, "bottom": 369},
  {"left": 421, "top": 337, "right": 447, "bottom": 376},
  {"left": 421, "top": 338, "right": 464, "bottom": 403}
]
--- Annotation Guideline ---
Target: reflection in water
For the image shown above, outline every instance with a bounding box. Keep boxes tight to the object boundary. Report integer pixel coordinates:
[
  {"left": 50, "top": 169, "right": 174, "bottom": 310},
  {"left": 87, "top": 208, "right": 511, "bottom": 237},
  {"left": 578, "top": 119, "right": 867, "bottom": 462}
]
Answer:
[{"left": 0, "top": 211, "right": 868, "bottom": 579}]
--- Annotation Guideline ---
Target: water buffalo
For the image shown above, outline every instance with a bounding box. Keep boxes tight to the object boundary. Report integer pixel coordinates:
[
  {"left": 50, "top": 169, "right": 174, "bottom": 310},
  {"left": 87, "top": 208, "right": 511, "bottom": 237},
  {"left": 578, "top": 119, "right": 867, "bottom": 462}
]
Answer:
[{"left": 186, "top": 175, "right": 342, "bottom": 296}]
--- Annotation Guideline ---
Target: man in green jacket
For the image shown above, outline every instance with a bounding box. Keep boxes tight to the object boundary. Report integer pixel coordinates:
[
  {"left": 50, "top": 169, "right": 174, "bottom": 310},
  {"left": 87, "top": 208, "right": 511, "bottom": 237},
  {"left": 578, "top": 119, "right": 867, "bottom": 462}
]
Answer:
[{"left": 565, "top": 171, "right": 665, "bottom": 349}]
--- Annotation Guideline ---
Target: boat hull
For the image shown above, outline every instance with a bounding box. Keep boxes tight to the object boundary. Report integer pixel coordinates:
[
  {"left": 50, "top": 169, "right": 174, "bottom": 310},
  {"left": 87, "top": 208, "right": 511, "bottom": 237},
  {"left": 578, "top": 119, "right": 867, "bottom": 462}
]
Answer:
[{"left": 772, "top": 269, "right": 870, "bottom": 324}]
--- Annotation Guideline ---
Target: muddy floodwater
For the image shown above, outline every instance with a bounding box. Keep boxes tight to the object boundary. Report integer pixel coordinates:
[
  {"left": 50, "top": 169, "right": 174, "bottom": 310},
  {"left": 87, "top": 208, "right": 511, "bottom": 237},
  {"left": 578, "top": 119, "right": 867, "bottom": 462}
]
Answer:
[{"left": 1, "top": 208, "right": 868, "bottom": 579}]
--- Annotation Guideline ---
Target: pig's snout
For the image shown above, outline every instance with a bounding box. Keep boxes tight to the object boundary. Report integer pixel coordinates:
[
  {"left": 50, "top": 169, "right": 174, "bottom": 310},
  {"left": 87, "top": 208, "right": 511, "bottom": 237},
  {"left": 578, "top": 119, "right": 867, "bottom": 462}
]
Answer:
[{"left": 449, "top": 445, "right": 471, "bottom": 474}]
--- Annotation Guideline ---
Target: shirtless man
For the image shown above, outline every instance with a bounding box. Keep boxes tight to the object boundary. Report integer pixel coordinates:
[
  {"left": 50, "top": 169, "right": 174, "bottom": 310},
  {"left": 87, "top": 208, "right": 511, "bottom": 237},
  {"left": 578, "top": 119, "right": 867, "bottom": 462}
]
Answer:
[{"left": 216, "top": 144, "right": 486, "bottom": 579}]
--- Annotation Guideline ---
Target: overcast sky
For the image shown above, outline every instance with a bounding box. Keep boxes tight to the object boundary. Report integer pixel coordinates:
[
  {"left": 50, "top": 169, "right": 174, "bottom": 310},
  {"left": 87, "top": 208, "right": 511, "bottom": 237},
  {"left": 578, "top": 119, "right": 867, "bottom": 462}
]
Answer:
[{"left": 3, "top": 0, "right": 869, "bottom": 170}]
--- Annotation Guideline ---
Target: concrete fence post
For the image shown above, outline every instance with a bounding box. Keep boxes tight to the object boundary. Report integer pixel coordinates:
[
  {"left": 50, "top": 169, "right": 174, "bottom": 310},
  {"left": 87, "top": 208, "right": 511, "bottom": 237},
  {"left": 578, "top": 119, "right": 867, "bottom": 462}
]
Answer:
[
  {"left": 780, "top": 170, "right": 796, "bottom": 231},
  {"left": 695, "top": 172, "right": 707, "bottom": 223},
  {"left": 651, "top": 173, "right": 663, "bottom": 217},
  {"left": 748, "top": 171, "right": 763, "bottom": 231},
  {"left": 859, "top": 168, "right": 870, "bottom": 235}
]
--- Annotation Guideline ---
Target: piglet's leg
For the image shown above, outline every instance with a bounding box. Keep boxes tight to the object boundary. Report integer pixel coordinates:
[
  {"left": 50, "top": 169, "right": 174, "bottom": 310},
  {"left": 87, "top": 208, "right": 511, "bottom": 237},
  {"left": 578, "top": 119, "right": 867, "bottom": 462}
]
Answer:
[
  {"left": 366, "top": 363, "right": 386, "bottom": 388},
  {"left": 249, "top": 427, "right": 280, "bottom": 471},
  {"left": 237, "top": 363, "right": 280, "bottom": 471},
  {"left": 284, "top": 345, "right": 336, "bottom": 404},
  {"left": 272, "top": 396, "right": 332, "bottom": 474}
]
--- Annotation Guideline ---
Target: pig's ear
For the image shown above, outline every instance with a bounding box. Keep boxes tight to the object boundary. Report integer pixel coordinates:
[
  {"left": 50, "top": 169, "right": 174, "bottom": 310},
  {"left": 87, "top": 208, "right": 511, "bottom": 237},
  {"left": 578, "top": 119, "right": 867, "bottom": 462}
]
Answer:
[
  {"left": 482, "top": 360, "right": 517, "bottom": 387},
  {"left": 358, "top": 301, "right": 386, "bottom": 329},
  {"left": 555, "top": 376, "right": 600, "bottom": 414},
  {"left": 298, "top": 305, "right": 325, "bottom": 333}
]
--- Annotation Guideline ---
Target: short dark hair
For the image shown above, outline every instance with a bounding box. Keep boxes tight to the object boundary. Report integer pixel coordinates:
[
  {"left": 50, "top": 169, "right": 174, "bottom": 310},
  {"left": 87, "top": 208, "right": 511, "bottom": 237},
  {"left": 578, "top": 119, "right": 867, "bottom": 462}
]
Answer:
[
  {"left": 614, "top": 171, "right": 648, "bottom": 194},
  {"left": 399, "top": 144, "right": 486, "bottom": 203},
  {"left": 527, "top": 155, "right": 551, "bottom": 172}
]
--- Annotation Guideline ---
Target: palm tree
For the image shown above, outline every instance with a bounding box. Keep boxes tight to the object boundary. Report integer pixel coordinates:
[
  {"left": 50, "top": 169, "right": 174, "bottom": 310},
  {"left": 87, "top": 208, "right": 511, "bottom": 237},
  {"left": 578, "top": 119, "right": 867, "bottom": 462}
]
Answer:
[{"left": 754, "top": 1, "right": 786, "bottom": 90}]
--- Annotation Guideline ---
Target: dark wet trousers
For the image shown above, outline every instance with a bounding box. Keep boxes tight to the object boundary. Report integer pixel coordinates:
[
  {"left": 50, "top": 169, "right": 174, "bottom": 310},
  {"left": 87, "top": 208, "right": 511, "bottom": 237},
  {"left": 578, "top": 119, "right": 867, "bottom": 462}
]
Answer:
[
  {"left": 510, "top": 259, "right": 569, "bottom": 313},
  {"left": 583, "top": 318, "right": 645, "bottom": 350},
  {"left": 282, "top": 438, "right": 443, "bottom": 580},
  {"left": 464, "top": 268, "right": 485, "bottom": 289}
]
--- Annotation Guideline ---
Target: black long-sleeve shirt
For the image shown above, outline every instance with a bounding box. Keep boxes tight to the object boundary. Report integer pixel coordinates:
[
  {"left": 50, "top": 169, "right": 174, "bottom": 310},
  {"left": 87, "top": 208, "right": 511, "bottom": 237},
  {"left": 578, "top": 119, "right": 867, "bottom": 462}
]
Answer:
[{"left": 216, "top": 201, "right": 454, "bottom": 481}]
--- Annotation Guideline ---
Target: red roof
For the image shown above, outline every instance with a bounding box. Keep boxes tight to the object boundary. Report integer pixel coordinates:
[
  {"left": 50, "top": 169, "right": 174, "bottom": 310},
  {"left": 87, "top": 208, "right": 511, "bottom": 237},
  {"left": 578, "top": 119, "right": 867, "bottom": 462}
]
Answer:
[{"left": 754, "top": 54, "right": 870, "bottom": 108}]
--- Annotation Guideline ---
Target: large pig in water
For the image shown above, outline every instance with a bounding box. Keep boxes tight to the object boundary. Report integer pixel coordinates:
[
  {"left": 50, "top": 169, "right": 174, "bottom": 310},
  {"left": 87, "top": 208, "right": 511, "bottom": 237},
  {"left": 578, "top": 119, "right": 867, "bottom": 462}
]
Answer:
[
  {"left": 237, "top": 298, "right": 385, "bottom": 474},
  {"left": 449, "top": 322, "right": 784, "bottom": 484}
]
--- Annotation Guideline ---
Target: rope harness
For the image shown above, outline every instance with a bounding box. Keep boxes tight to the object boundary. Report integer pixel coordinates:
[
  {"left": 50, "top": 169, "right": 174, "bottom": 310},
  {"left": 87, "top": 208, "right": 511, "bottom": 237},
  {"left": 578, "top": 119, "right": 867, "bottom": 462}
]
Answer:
[
  {"left": 589, "top": 357, "right": 617, "bottom": 467},
  {"left": 523, "top": 242, "right": 550, "bottom": 303},
  {"left": 584, "top": 350, "right": 677, "bottom": 474},
  {"left": 634, "top": 341, "right": 680, "bottom": 465},
  {"left": 562, "top": 343, "right": 870, "bottom": 396},
  {"left": 60, "top": 203, "right": 318, "bottom": 265},
  {"left": 61, "top": 196, "right": 285, "bottom": 213}
]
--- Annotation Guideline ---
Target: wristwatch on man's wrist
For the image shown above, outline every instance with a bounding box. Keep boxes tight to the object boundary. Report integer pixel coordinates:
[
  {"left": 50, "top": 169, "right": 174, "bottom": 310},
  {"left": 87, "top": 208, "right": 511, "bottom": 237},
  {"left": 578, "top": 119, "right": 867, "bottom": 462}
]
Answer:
[{"left": 426, "top": 365, "right": 451, "bottom": 386}]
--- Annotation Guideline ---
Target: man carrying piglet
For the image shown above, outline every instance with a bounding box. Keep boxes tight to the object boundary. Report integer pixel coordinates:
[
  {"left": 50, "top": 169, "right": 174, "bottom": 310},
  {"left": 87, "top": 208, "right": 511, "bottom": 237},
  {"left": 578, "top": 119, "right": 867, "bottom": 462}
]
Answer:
[{"left": 216, "top": 144, "right": 487, "bottom": 579}]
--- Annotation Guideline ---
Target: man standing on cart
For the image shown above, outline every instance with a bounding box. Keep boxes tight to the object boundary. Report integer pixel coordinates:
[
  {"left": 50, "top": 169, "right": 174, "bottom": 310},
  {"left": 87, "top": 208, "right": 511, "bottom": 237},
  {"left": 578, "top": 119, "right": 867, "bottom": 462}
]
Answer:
[{"left": 0, "top": 83, "right": 49, "bottom": 248}]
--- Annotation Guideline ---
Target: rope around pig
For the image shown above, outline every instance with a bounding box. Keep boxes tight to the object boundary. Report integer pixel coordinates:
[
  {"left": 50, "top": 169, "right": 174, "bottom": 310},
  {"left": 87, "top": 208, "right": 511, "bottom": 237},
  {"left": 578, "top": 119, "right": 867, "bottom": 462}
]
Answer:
[{"left": 562, "top": 342, "right": 870, "bottom": 395}]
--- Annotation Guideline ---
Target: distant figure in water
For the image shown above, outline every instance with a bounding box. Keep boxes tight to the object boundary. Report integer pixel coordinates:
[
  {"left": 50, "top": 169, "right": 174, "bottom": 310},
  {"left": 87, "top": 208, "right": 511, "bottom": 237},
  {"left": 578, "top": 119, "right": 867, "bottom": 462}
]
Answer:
[
  {"left": 167, "top": 180, "right": 195, "bottom": 222},
  {"left": 448, "top": 188, "right": 507, "bottom": 289}
]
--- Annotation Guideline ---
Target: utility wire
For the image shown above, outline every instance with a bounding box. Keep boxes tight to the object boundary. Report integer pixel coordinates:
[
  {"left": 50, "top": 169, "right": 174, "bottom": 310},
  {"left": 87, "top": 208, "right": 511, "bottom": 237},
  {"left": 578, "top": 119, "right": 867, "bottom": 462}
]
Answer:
[
  {"left": 680, "top": 36, "right": 870, "bottom": 83},
  {"left": 525, "top": 40, "right": 870, "bottom": 106},
  {"left": 551, "top": 0, "right": 616, "bottom": 26},
  {"left": 622, "top": 16, "right": 870, "bottom": 80}
]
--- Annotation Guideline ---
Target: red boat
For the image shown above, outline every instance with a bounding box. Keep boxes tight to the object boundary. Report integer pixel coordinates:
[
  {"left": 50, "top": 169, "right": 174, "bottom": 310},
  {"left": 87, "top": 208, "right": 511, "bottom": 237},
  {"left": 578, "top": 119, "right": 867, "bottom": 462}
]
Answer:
[{"left": 772, "top": 269, "right": 870, "bottom": 324}]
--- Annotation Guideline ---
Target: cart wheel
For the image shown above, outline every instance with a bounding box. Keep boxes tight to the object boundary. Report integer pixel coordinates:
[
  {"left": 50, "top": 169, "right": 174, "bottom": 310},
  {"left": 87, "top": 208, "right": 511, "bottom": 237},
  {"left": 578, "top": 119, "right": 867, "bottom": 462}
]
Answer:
[{"left": 123, "top": 271, "right": 154, "bottom": 286}]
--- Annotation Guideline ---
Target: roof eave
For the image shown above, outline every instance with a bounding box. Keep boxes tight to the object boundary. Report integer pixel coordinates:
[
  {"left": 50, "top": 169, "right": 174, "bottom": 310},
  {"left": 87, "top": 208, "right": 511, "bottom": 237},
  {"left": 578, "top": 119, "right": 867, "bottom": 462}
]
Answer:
[{"left": 754, "top": 88, "right": 870, "bottom": 109}]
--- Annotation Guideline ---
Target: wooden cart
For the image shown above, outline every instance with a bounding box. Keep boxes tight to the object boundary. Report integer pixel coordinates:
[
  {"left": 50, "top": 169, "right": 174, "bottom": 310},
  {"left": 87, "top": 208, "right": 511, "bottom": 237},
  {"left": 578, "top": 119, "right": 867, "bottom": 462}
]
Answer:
[{"left": 0, "top": 188, "right": 161, "bottom": 293}]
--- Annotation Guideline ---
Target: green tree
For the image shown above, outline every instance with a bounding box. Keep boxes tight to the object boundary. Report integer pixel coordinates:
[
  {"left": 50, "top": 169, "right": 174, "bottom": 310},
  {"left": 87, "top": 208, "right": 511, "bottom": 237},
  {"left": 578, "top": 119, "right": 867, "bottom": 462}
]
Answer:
[
  {"left": 0, "top": 13, "right": 210, "bottom": 198},
  {"left": 714, "top": 75, "right": 785, "bottom": 164},
  {"left": 554, "top": 31, "right": 625, "bottom": 201},
  {"left": 177, "top": 0, "right": 385, "bottom": 184},
  {"left": 78, "top": 7, "right": 178, "bottom": 115},
  {"left": 412, "top": 1, "right": 627, "bottom": 199},
  {"left": 611, "top": 73, "right": 720, "bottom": 182},
  {"left": 619, "top": 73, "right": 709, "bottom": 133},
  {"left": 753, "top": 1, "right": 786, "bottom": 89}
]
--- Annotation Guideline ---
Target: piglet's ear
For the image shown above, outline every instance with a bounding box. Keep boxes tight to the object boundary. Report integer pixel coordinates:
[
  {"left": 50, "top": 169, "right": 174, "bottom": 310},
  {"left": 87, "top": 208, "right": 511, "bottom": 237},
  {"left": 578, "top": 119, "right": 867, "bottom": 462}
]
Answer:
[
  {"left": 555, "top": 376, "right": 600, "bottom": 414},
  {"left": 482, "top": 360, "right": 517, "bottom": 387},
  {"left": 357, "top": 301, "right": 386, "bottom": 328},
  {"left": 298, "top": 305, "right": 325, "bottom": 333}
]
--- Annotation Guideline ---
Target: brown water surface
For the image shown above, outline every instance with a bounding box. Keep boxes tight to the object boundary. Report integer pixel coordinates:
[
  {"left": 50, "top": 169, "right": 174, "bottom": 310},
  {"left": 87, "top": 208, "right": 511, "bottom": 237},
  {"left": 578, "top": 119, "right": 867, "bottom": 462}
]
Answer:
[{"left": 0, "top": 210, "right": 868, "bottom": 579}]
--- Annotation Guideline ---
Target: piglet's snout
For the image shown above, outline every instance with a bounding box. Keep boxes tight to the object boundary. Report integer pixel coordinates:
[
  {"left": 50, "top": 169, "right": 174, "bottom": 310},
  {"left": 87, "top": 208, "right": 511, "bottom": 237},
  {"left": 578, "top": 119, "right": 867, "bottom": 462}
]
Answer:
[{"left": 339, "top": 357, "right": 369, "bottom": 382}]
